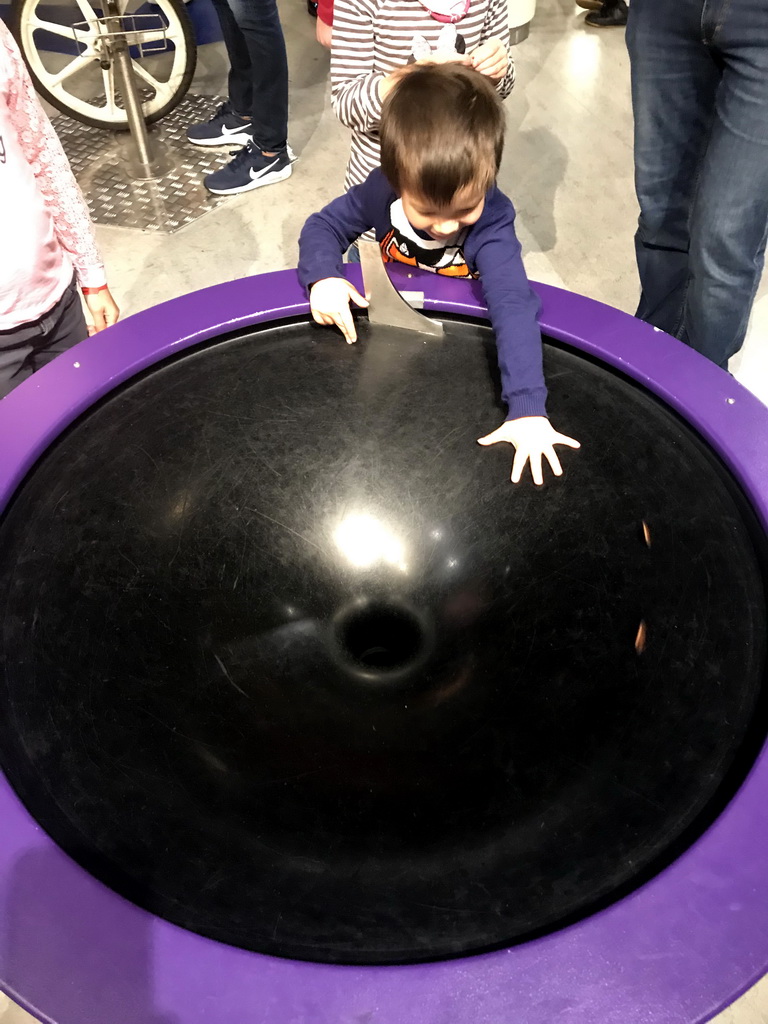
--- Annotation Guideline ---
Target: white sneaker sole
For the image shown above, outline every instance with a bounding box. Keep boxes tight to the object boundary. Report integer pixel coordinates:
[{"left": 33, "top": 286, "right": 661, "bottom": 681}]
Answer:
[
  {"left": 205, "top": 163, "right": 293, "bottom": 195},
  {"left": 187, "top": 133, "right": 254, "bottom": 148},
  {"left": 189, "top": 139, "right": 298, "bottom": 163}
]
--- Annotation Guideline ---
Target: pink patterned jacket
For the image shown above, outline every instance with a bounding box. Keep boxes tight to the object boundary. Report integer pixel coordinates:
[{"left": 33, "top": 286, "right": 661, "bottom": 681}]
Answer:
[{"left": 0, "top": 20, "right": 105, "bottom": 330}]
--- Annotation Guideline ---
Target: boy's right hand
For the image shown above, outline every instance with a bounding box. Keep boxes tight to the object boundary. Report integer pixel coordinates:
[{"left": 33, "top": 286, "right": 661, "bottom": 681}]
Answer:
[{"left": 310, "top": 277, "right": 369, "bottom": 344}]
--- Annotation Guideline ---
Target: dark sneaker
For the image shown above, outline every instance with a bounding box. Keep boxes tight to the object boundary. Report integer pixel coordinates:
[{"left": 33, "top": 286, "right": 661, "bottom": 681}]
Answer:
[
  {"left": 204, "top": 142, "right": 293, "bottom": 195},
  {"left": 585, "top": 0, "right": 628, "bottom": 26},
  {"left": 187, "top": 101, "right": 255, "bottom": 147}
]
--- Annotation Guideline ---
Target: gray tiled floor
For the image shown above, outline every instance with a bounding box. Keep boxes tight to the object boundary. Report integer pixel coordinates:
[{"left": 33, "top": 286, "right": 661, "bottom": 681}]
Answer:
[{"left": 4, "top": 0, "right": 768, "bottom": 1021}]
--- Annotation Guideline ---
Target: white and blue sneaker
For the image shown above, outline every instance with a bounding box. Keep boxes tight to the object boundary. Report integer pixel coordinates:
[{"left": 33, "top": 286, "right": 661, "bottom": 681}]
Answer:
[
  {"left": 187, "top": 101, "right": 255, "bottom": 147},
  {"left": 204, "top": 141, "right": 293, "bottom": 195}
]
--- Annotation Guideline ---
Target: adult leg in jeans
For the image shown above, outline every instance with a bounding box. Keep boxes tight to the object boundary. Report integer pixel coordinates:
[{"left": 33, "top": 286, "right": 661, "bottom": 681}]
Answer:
[
  {"left": 208, "top": 0, "right": 289, "bottom": 151},
  {"left": 208, "top": 0, "right": 254, "bottom": 119},
  {"left": 683, "top": 0, "right": 768, "bottom": 367},
  {"left": 626, "top": 0, "right": 719, "bottom": 339}
]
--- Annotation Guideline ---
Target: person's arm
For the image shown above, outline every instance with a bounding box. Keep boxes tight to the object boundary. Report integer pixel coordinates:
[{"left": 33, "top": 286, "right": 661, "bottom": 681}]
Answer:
[
  {"left": 2, "top": 25, "right": 118, "bottom": 330},
  {"left": 473, "top": 0, "right": 515, "bottom": 99},
  {"left": 316, "top": 0, "right": 333, "bottom": 47},
  {"left": 3, "top": 28, "right": 100, "bottom": 289},
  {"left": 298, "top": 172, "right": 395, "bottom": 342},
  {"left": 330, "top": 0, "right": 417, "bottom": 130},
  {"left": 469, "top": 195, "right": 546, "bottom": 420},
  {"left": 330, "top": 0, "right": 386, "bottom": 133},
  {"left": 469, "top": 193, "right": 579, "bottom": 484},
  {"left": 298, "top": 174, "right": 383, "bottom": 290}
]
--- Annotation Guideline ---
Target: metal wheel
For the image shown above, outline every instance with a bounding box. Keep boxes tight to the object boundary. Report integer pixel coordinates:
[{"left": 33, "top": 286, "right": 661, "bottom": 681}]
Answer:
[{"left": 9, "top": 0, "right": 197, "bottom": 129}]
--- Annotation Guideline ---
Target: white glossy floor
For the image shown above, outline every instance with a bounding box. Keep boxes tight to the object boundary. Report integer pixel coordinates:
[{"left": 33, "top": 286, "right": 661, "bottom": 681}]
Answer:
[{"left": 3, "top": 1, "right": 768, "bottom": 1022}]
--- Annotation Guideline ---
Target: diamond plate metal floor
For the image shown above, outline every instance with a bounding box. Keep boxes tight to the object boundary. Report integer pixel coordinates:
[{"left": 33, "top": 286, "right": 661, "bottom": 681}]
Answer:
[{"left": 53, "top": 94, "right": 235, "bottom": 233}]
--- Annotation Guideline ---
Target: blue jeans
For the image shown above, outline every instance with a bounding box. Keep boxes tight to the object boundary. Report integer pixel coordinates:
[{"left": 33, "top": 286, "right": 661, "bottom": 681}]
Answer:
[
  {"left": 208, "top": 0, "right": 289, "bottom": 151},
  {"left": 626, "top": 0, "right": 768, "bottom": 368}
]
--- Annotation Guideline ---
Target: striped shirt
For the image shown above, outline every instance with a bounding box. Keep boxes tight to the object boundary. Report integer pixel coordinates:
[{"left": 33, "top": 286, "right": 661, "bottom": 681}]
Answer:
[{"left": 331, "top": 0, "right": 515, "bottom": 192}]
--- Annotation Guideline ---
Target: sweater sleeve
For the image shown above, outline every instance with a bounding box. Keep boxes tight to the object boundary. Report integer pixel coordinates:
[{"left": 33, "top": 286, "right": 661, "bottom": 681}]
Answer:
[
  {"left": 317, "top": 0, "right": 333, "bottom": 25},
  {"left": 482, "top": 0, "right": 515, "bottom": 100},
  {"left": 330, "top": 0, "right": 386, "bottom": 134},
  {"left": 1, "top": 22, "right": 106, "bottom": 288},
  {"left": 466, "top": 193, "right": 547, "bottom": 421},
  {"left": 298, "top": 172, "right": 385, "bottom": 292}
]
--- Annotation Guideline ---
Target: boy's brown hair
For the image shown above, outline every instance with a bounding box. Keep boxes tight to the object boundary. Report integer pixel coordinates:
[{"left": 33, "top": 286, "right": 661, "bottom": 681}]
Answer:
[{"left": 380, "top": 63, "right": 505, "bottom": 208}]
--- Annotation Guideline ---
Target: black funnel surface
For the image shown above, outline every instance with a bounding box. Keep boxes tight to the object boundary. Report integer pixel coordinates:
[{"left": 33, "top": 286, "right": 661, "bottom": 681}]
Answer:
[{"left": 0, "top": 318, "right": 765, "bottom": 964}]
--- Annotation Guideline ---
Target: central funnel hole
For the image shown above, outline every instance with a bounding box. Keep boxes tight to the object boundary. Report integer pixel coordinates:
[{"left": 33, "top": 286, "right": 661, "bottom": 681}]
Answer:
[{"left": 340, "top": 603, "right": 424, "bottom": 671}]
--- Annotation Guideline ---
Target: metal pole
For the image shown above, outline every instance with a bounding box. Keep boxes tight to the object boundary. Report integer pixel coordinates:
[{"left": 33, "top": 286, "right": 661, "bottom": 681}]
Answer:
[{"left": 106, "top": 1, "right": 170, "bottom": 180}]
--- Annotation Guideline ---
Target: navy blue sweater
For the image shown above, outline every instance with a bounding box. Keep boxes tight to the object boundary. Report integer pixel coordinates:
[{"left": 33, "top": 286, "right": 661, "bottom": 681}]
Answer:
[{"left": 298, "top": 170, "right": 547, "bottom": 420}]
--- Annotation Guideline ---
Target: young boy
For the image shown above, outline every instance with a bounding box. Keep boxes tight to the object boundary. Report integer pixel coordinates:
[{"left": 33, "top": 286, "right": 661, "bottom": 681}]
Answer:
[
  {"left": 298, "top": 64, "right": 579, "bottom": 486},
  {"left": 0, "top": 21, "right": 119, "bottom": 399}
]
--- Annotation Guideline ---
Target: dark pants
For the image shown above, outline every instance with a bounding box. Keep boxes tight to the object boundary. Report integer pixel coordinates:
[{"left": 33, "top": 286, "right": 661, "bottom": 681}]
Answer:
[
  {"left": 0, "top": 278, "right": 88, "bottom": 399},
  {"left": 208, "top": 0, "right": 289, "bottom": 151},
  {"left": 626, "top": 0, "right": 768, "bottom": 369}
]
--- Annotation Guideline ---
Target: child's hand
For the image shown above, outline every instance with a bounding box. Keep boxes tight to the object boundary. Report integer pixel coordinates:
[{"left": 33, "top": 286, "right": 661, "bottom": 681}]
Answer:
[
  {"left": 84, "top": 287, "right": 120, "bottom": 334},
  {"left": 478, "top": 416, "right": 580, "bottom": 485},
  {"left": 310, "top": 277, "right": 369, "bottom": 344},
  {"left": 469, "top": 38, "right": 509, "bottom": 81}
]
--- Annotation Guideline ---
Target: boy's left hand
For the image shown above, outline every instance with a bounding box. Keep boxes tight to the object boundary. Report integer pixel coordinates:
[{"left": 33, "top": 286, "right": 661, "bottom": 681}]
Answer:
[
  {"left": 478, "top": 416, "right": 581, "bottom": 485},
  {"left": 469, "top": 38, "right": 509, "bottom": 81},
  {"left": 84, "top": 287, "right": 120, "bottom": 334}
]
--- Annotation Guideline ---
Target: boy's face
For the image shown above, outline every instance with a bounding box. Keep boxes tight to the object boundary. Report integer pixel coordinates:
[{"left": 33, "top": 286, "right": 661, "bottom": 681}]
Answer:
[{"left": 400, "top": 184, "right": 486, "bottom": 242}]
